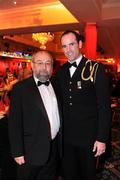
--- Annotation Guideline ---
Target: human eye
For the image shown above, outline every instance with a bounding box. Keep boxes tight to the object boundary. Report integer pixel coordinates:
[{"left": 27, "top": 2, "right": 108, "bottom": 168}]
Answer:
[
  {"left": 33, "top": 61, "right": 42, "bottom": 65},
  {"left": 46, "top": 61, "right": 51, "bottom": 66},
  {"left": 62, "top": 45, "right": 66, "bottom": 49},
  {"left": 70, "top": 42, "right": 75, "bottom": 46},
  {"left": 46, "top": 61, "right": 51, "bottom": 65},
  {"left": 38, "top": 62, "right": 43, "bottom": 65}
]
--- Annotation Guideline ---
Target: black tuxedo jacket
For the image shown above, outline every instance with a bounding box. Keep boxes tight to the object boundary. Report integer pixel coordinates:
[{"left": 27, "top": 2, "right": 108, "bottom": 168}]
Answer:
[
  {"left": 8, "top": 76, "right": 62, "bottom": 166},
  {"left": 57, "top": 56, "right": 111, "bottom": 146}
]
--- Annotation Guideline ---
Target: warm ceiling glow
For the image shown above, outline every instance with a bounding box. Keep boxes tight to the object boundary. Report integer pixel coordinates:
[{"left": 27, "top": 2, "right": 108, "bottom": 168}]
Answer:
[
  {"left": 32, "top": 32, "right": 54, "bottom": 49},
  {"left": 0, "top": 1, "right": 78, "bottom": 30}
]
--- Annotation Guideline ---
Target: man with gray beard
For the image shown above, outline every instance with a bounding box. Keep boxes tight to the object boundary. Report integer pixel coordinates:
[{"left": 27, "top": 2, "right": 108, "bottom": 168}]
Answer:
[{"left": 8, "top": 50, "right": 61, "bottom": 180}]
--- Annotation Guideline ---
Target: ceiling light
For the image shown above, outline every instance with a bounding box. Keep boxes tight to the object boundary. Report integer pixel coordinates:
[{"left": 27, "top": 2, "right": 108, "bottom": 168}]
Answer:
[{"left": 32, "top": 32, "right": 54, "bottom": 49}]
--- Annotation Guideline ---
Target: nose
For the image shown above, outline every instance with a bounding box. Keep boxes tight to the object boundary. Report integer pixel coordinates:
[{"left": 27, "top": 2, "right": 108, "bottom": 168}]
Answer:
[
  {"left": 66, "top": 45, "right": 70, "bottom": 52},
  {"left": 42, "top": 63, "right": 47, "bottom": 69}
]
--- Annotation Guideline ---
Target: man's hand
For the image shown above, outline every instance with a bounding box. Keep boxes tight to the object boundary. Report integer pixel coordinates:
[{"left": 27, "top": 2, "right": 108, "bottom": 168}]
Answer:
[
  {"left": 14, "top": 156, "right": 25, "bottom": 165},
  {"left": 93, "top": 141, "right": 106, "bottom": 157}
]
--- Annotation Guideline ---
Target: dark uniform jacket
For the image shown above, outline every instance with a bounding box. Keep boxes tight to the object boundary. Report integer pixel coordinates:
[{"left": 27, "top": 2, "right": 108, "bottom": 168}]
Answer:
[
  {"left": 8, "top": 76, "right": 62, "bottom": 166},
  {"left": 57, "top": 56, "right": 111, "bottom": 147}
]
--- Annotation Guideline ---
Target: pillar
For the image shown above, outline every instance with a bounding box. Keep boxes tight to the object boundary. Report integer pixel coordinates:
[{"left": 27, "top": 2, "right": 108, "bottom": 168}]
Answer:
[{"left": 85, "top": 23, "right": 97, "bottom": 60}]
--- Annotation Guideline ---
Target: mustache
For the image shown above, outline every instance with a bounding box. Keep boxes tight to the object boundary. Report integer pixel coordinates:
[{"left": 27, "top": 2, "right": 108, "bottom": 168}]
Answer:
[
  {"left": 35, "top": 70, "right": 51, "bottom": 81},
  {"left": 39, "top": 70, "right": 49, "bottom": 74}
]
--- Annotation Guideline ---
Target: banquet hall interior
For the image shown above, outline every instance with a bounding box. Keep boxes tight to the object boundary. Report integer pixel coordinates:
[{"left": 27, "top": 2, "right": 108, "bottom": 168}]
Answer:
[{"left": 0, "top": 0, "right": 120, "bottom": 179}]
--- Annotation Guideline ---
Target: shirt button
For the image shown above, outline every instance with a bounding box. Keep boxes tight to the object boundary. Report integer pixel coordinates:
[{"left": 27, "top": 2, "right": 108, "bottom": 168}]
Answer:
[
  {"left": 69, "top": 96, "right": 72, "bottom": 99},
  {"left": 70, "top": 103, "right": 72, "bottom": 106},
  {"left": 70, "top": 81, "right": 72, "bottom": 84},
  {"left": 69, "top": 89, "right": 71, "bottom": 91}
]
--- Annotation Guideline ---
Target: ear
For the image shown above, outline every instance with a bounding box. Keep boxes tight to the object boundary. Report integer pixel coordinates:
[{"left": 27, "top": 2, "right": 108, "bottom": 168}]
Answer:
[{"left": 79, "top": 40, "right": 82, "bottom": 49}]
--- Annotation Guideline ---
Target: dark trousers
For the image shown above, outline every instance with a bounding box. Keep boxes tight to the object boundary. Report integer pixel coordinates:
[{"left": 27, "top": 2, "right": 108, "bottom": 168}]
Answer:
[
  {"left": 17, "top": 138, "right": 58, "bottom": 180},
  {"left": 62, "top": 142, "right": 96, "bottom": 180}
]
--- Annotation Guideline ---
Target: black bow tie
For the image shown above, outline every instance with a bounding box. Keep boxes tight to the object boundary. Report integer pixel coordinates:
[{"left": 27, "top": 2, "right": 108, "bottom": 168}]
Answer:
[
  {"left": 37, "top": 81, "right": 50, "bottom": 86},
  {"left": 68, "top": 62, "right": 77, "bottom": 68}
]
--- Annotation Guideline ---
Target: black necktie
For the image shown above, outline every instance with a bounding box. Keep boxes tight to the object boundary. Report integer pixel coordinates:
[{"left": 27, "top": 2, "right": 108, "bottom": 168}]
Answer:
[
  {"left": 37, "top": 81, "right": 50, "bottom": 86},
  {"left": 68, "top": 62, "right": 77, "bottom": 68}
]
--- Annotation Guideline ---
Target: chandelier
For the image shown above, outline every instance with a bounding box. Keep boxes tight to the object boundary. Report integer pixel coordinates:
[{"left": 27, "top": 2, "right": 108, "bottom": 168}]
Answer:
[{"left": 32, "top": 32, "right": 54, "bottom": 49}]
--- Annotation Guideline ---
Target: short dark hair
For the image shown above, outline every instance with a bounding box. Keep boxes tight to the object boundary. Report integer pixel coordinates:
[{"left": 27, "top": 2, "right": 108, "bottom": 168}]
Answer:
[{"left": 60, "top": 30, "right": 84, "bottom": 43}]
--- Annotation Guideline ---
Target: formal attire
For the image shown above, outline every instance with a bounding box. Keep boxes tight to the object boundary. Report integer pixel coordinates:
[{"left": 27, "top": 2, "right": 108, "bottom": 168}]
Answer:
[
  {"left": 8, "top": 76, "right": 62, "bottom": 180},
  {"left": 56, "top": 55, "right": 111, "bottom": 180}
]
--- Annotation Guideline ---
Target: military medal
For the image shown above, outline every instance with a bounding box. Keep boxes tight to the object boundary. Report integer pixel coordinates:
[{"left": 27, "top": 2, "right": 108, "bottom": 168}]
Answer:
[{"left": 77, "top": 81, "right": 82, "bottom": 89}]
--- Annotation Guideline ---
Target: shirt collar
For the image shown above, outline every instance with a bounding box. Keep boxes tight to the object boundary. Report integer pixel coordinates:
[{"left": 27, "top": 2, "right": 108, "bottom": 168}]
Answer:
[{"left": 68, "top": 55, "right": 82, "bottom": 66}]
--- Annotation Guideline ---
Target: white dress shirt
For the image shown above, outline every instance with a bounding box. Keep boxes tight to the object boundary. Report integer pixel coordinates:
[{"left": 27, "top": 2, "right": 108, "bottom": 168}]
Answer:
[
  {"left": 69, "top": 55, "right": 82, "bottom": 77},
  {"left": 34, "top": 76, "right": 60, "bottom": 139}
]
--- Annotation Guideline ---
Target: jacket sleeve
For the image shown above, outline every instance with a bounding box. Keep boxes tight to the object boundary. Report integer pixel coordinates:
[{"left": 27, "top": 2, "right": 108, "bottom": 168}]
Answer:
[
  {"left": 8, "top": 84, "right": 24, "bottom": 158},
  {"left": 94, "top": 63, "right": 111, "bottom": 142}
]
